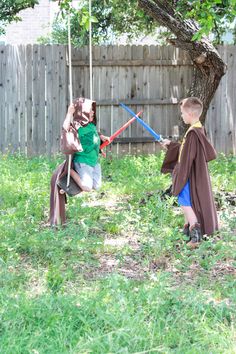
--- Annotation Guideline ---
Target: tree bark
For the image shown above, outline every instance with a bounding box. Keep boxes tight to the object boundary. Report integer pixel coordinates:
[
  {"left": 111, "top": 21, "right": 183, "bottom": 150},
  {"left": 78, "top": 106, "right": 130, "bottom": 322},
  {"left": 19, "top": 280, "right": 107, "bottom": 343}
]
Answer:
[{"left": 138, "top": 0, "right": 227, "bottom": 135}]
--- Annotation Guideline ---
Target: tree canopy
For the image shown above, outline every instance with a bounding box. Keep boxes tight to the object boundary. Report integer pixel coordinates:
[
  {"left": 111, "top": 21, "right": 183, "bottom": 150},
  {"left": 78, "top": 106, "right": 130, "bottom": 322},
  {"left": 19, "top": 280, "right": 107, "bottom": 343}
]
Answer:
[
  {"left": 39, "top": 0, "right": 156, "bottom": 46},
  {"left": 1, "top": 0, "right": 235, "bottom": 44},
  {"left": 175, "top": 0, "right": 236, "bottom": 43},
  {"left": 38, "top": 0, "right": 236, "bottom": 46},
  {"left": 137, "top": 0, "right": 235, "bottom": 128},
  {"left": 0, "top": 0, "right": 38, "bottom": 34}
]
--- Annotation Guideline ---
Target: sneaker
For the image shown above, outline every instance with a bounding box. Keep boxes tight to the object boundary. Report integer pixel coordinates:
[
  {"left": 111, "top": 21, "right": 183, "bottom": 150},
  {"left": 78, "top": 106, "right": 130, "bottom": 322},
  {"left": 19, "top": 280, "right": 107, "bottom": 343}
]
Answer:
[
  {"left": 187, "top": 223, "right": 202, "bottom": 249},
  {"left": 183, "top": 223, "right": 190, "bottom": 237}
]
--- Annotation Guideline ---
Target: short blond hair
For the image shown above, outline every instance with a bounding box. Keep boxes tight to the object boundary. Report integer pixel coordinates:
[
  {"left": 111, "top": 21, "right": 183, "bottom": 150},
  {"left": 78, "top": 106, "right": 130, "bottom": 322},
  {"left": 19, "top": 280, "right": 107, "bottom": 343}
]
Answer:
[{"left": 179, "top": 97, "right": 203, "bottom": 118}]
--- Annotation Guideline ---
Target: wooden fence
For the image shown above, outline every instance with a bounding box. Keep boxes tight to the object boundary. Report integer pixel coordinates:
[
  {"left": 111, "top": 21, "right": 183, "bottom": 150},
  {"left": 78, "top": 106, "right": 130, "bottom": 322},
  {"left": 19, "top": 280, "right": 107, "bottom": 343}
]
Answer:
[
  {"left": 0, "top": 44, "right": 235, "bottom": 156},
  {"left": 206, "top": 46, "right": 236, "bottom": 154}
]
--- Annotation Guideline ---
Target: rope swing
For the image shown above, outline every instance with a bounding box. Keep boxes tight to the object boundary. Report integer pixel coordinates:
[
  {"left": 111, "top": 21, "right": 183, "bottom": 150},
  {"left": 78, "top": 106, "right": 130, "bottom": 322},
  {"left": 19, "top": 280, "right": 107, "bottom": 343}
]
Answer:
[
  {"left": 89, "top": 0, "right": 93, "bottom": 100},
  {"left": 66, "top": 0, "right": 93, "bottom": 188},
  {"left": 66, "top": 10, "right": 73, "bottom": 188}
]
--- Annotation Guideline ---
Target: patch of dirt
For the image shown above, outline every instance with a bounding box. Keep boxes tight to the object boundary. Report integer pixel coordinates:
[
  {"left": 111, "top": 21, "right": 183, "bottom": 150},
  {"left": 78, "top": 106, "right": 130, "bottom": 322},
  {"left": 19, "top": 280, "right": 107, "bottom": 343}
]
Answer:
[
  {"left": 90, "top": 253, "right": 148, "bottom": 280},
  {"left": 215, "top": 191, "right": 236, "bottom": 209},
  {"left": 168, "top": 259, "right": 236, "bottom": 286},
  {"left": 210, "top": 260, "right": 236, "bottom": 278},
  {"left": 82, "top": 193, "right": 131, "bottom": 211},
  {"left": 41, "top": 188, "right": 236, "bottom": 284},
  {"left": 17, "top": 255, "right": 47, "bottom": 297},
  {"left": 149, "top": 257, "right": 170, "bottom": 271},
  {"left": 81, "top": 192, "right": 145, "bottom": 279},
  {"left": 83, "top": 230, "right": 147, "bottom": 280}
]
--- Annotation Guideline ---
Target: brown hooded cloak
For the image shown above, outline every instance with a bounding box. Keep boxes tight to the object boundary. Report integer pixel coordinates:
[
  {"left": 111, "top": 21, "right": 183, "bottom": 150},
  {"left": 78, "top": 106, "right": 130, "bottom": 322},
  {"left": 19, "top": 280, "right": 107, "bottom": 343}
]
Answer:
[
  {"left": 49, "top": 160, "right": 68, "bottom": 226},
  {"left": 49, "top": 97, "right": 97, "bottom": 226},
  {"left": 161, "top": 127, "right": 218, "bottom": 235}
]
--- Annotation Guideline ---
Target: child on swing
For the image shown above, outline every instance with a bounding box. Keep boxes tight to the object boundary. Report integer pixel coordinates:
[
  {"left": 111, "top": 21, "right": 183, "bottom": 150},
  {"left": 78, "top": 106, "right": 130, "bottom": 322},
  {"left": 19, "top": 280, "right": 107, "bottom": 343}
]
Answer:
[
  {"left": 161, "top": 97, "right": 218, "bottom": 248},
  {"left": 62, "top": 98, "right": 110, "bottom": 193}
]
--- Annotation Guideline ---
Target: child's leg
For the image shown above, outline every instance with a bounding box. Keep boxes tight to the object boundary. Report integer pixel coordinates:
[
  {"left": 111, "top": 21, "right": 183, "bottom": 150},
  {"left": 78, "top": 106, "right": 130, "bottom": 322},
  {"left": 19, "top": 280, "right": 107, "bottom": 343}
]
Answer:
[
  {"left": 177, "top": 181, "right": 201, "bottom": 246},
  {"left": 72, "top": 163, "right": 93, "bottom": 192},
  {"left": 181, "top": 206, "right": 198, "bottom": 227},
  {"left": 183, "top": 214, "right": 188, "bottom": 225},
  {"left": 92, "top": 163, "right": 102, "bottom": 190},
  {"left": 181, "top": 206, "right": 202, "bottom": 247},
  {"left": 70, "top": 169, "right": 90, "bottom": 191},
  {"left": 178, "top": 180, "right": 197, "bottom": 226}
]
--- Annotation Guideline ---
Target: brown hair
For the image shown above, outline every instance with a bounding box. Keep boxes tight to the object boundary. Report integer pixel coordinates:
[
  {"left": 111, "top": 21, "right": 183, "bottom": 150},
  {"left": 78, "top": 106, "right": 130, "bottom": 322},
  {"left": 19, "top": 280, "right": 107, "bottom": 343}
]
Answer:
[{"left": 179, "top": 97, "right": 203, "bottom": 118}]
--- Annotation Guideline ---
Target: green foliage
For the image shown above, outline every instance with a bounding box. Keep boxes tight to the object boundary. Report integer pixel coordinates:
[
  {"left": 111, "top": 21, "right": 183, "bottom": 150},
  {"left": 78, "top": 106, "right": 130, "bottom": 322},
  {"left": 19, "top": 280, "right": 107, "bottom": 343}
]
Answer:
[
  {"left": 0, "top": 0, "right": 38, "bottom": 34},
  {"left": 1, "top": 0, "right": 235, "bottom": 44},
  {"left": 209, "top": 154, "right": 236, "bottom": 191},
  {"left": 38, "top": 4, "right": 99, "bottom": 47},
  {"left": 176, "top": 0, "right": 236, "bottom": 43},
  {"left": 0, "top": 152, "right": 235, "bottom": 352},
  {"left": 39, "top": 0, "right": 156, "bottom": 46},
  {"left": 40, "top": 0, "right": 236, "bottom": 46},
  {"left": 46, "top": 266, "right": 64, "bottom": 293}
]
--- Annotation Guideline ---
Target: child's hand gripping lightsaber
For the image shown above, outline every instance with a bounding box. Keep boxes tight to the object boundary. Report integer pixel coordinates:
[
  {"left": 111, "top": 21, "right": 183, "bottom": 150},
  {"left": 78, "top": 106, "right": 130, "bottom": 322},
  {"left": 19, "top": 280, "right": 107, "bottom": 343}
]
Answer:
[
  {"left": 120, "top": 103, "right": 163, "bottom": 142},
  {"left": 100, "top": 110, "right": 143, "bottom": 150}
]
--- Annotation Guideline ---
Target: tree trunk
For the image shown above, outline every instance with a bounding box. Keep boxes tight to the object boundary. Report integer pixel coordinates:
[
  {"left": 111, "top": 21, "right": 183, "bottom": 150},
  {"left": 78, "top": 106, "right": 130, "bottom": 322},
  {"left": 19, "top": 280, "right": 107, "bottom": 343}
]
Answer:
[{"left": 138, "top": 0, "right": 227, "bottom": 135}]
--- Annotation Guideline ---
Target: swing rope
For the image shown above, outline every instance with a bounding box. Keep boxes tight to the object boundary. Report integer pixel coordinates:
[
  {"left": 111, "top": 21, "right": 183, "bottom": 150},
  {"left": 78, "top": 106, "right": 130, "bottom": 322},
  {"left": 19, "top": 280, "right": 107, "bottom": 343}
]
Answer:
[
  {"left": 66, "top": 1, "right": 93, "bottom": 187},
  {"left": 65, "top": 2, "right": 143, "bottom": 187},
  {"left": 66, "top": 11, "right": 73, "bottom": 188},
  {"left": 89, "top": 0, "right": 93, "bottom": 99},
  {"left": 68, "top": 12, "right": 73, "bottom": 105}
]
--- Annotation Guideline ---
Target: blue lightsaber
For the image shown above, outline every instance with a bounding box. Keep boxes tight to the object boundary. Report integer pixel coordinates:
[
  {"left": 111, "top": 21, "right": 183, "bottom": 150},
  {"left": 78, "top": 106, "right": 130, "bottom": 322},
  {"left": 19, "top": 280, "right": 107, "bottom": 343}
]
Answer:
[{"left": 120, "top": 103, "right": 163, "bottom": 142}]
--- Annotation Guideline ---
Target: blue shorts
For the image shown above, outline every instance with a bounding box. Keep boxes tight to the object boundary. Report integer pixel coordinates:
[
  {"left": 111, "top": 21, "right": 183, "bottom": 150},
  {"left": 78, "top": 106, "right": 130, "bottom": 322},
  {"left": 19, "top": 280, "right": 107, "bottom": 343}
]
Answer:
[{"left": 178, "top": 180, "right": 192, "bottom": 207}]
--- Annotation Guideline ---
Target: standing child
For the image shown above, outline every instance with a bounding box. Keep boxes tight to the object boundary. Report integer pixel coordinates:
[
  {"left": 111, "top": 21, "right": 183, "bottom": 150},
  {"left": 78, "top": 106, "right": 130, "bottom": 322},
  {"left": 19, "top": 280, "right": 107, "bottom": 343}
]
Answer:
[{"left": 161, "top": 97, "right": 218, "bottom": 248}]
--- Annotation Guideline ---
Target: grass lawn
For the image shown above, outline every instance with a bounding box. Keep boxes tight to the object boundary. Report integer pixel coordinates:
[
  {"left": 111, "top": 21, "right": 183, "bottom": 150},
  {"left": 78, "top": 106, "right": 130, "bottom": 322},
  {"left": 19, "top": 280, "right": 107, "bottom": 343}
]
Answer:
[{"left": 0, "top": 152, "right": 236, "bottom": 354}]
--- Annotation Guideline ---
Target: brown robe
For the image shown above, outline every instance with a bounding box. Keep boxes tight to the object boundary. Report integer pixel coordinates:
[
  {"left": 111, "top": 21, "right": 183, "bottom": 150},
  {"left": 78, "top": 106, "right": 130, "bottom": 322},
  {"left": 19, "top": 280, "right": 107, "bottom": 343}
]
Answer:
[
  {"left": 49, "top": 97, "right": 95, "bottom": 226},
  {"left": 161, "top": 127, "right": 218, "bottom": 235},
  {"left": 49, "top": 159, "right": 68, "bottom": 226},
  {"left": 49, "top": 97, "right": 104, "bottom": 226}
]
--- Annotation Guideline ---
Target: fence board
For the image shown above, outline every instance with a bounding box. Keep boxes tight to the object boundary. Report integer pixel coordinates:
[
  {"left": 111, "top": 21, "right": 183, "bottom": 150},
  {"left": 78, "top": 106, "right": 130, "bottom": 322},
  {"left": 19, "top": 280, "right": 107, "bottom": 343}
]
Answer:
[
  {"left": 5, "top": 46, "right": 12, "bottom": 151},
  {"left": 18, "top": 45, "right": 26, "bottom": 153},
  {"left": 100, "top": 46, "right": 113, "bottom": 136},
  {"left": 52, "top": 45, "right": 61, "bottom": 154},
  {"left": 32, "top": 44, "right": 40, "bottom": 155},
  {"left": 26, "top": 44, "right": 33, "bottom": 156},
  {"left": 111, "top": 45, "right": 120, "bottom": 137},
  {"left": 58, "top": 45, "right": 67, "bottom": 128},
  {"left": 45, "top": 45, "right": 53, "bottom": 156},
  {"left": 37, "top": 45, "right": 46, "bottom": 155},
  {"left": 0, "top": 46, "right": 6, "bottom": 152}
]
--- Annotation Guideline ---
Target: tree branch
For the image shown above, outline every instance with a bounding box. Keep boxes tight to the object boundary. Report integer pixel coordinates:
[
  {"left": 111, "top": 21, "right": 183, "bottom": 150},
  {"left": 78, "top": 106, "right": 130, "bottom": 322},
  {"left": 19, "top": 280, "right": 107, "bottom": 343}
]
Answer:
[{"left": 138, "top": 0, "right": 227, "bottom": 131}]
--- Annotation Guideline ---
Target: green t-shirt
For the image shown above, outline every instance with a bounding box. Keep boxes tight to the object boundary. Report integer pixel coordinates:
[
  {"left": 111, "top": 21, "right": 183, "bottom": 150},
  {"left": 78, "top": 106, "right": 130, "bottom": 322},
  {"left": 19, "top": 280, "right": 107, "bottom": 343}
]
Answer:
[{"left": 73, "top": 123, "right": 100, "bottom": 167}]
